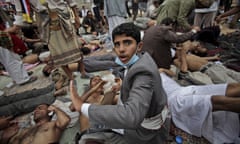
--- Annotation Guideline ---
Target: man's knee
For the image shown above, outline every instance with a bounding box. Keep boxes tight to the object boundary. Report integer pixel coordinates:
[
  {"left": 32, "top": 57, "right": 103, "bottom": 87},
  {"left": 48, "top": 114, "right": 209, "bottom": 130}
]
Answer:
[{"left": 226, "top": 83, "right": 240, "bottom": 97}]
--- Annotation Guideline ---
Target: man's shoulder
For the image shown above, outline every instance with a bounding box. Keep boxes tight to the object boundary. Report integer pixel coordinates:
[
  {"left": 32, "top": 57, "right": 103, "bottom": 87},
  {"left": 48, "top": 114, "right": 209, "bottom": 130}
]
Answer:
[
  {"left": 135, "top": 52, "right": 158, "bottom": 70},
  {"left": 147, "top": 25, "right": 172, "bottom": 33}
]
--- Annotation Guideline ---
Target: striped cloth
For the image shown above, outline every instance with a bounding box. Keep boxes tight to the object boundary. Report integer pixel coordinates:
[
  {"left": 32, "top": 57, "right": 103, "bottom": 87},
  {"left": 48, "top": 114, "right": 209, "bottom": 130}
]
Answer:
[{"left": 0, "top": 30, "right": 13, "bottom": 50}]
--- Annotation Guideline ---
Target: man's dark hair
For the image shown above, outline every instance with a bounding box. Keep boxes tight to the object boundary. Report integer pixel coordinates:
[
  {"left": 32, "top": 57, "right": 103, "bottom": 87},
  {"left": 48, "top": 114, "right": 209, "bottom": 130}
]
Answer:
[
  {"left": 42, "top": 70, "right": 50, "bottom": 77},
  {"left": 160, "top": 17, "right": 176, "bottom": 26},
  {"left": 112, "top": 22, "right": 141, "bottom": 44},
  {"left": 193, "top": 26, "right": 220, "bottom": 45}
]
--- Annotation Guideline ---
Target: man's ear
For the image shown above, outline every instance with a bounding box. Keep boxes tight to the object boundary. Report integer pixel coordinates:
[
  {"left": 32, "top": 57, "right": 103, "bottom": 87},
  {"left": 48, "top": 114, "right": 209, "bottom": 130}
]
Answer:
[{"left": 137, "top": 42, "right": 143, "bottom": 52}]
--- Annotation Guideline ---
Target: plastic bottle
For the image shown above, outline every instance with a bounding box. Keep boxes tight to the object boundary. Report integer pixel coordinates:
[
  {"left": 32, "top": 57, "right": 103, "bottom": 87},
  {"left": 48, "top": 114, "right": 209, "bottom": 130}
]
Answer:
[
  {"left": 104, "top": 36, "right": 113, "bottom": 52},
  {"left": 175, "top": 135, "right": 183, "bottom": 144},
  {"left": 101, "top": 69, "right": 115, "bottom": 93}
]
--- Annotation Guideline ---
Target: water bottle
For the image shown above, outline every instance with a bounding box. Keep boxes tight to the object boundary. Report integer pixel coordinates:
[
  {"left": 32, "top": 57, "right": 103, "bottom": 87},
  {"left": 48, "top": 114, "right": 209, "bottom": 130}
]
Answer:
[
  {"left": 175, "top": 135, "right": 183, "bottom": 144},
  {"left": 104, "top": 36, "right": 113, "bottom": 52},
  {"left": 101, "top": 69, "right": 115, "bottom": 93}
]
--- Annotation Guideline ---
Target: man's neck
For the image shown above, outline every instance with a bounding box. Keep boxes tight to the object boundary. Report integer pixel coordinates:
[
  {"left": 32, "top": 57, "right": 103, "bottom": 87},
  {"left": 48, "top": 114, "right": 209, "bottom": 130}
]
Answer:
[{"left": 36, "top": 119, "right": 49, "bottom": 125}]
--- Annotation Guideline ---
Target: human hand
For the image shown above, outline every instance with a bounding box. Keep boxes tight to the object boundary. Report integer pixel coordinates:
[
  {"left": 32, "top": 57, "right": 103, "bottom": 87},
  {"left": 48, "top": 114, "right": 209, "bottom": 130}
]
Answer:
[
  {"left": 111, "top": 78, "right": 122, "bottom": 92},
  {"left": 91, "top": 80, "right": 107, "bottom": 92},
  {"left": 191, "top": 26, "right": 201, "bottom": 33},
  {"left": 158, "top": 68, "right": 165, "bottom": 73},
  {"left": 70, "top": 80, "right": 83, "bottom": 111},
  {"left": 212, "top": 54, "right": 220, "bottom": 61},
  {"left": 147, "top": 20, "right": 156, "bottom": 27},
  {"left": 215, "top": 15, "right": 222, "bottom": 23},
  {"left": 47, "top": 105, "right": 56, "bottom": 112},
  {"left": 69, "top": 103, "right": 76, "bottom": 112}
]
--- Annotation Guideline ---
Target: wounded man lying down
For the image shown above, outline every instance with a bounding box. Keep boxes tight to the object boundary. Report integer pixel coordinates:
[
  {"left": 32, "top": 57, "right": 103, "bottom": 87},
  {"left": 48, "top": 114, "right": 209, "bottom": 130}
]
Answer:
[{"left": 0, "top": 104, "right": 70, "bottom": 144}]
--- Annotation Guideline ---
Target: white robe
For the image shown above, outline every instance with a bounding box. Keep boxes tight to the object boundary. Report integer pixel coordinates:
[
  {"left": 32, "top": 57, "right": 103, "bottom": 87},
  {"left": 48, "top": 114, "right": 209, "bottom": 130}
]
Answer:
[
  {"left": 0, "top": 47, "right": 29, "bottom": 84},
  {"left": 160, "top": 73, "right": 239, "bottom": 144}
]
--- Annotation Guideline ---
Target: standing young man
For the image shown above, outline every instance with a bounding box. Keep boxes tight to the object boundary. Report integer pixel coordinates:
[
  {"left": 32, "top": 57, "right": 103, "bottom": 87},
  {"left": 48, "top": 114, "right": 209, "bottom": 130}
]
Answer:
[
  {"left": 70, "top": 22, "right": 169, "bottom": 144},
  {"left": 104, "top": 0, "right": 128, "bottom": 38}
]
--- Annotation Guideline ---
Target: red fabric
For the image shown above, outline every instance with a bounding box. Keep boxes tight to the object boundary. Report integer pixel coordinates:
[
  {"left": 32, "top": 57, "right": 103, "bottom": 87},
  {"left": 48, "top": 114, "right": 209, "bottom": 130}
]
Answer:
[
  {"left": 207, "top": 47, "right": 223, "bottom": 56},
  {"left": 0, "top": 24, "right": 5, "bottom": 30},
  {"left": 0, "top": 23, "right": 27, "bottom": 55},
  {"left": 10, "top": 34, "right": 28, "bottom": 55}
]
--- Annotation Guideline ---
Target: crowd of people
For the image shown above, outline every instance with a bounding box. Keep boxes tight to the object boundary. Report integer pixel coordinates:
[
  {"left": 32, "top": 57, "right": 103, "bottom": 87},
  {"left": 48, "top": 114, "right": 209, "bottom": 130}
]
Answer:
[{"left": 0, "top": 0, "right": 240, "bottom": 144}]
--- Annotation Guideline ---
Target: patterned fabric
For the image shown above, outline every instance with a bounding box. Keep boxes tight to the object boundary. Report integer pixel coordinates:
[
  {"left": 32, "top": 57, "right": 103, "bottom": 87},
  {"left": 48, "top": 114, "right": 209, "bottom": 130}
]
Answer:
[
  {"left": 48, "top": 30, "right": 82, "bottom": 67},
  {"left": 168, "top": 122, "right": 210, "bottom": 144},
  {"left": 0, "top": 31, "right": 13, "bottom": 50}
]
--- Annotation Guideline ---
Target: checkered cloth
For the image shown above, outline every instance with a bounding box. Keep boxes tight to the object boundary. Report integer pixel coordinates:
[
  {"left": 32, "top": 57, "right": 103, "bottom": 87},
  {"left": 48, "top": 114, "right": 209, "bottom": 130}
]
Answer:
[{"left": 0, "top": 30, "right": 13, "bottom": 50}]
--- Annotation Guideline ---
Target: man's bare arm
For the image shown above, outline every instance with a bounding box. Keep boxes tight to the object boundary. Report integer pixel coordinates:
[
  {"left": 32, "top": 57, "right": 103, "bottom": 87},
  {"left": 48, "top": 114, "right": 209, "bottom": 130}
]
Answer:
[
  {"left": 216, "top": 6, "right": 240, "bottom": 22},
  {"left": 159, "top": 68, "right": 176, "bottom": 77},
  {"left": 201, "top": 55, "right": 220, "bottom": 61},
  {"left": 48, "top": 105, "right": 70, "bottom": 130}
]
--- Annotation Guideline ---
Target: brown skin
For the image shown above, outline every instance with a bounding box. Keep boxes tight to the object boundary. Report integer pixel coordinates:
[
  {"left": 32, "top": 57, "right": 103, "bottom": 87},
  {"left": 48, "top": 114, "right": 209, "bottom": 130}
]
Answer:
[
  {"left": 174, "top": 41, "right": 219, "bottom": 72},
  {"left": 161, "top": 40, "right": 240, "bottom": 113},
  {"left": 69, "top": 75, "right": 120, "bottom": 110},
  {"left": 216, "top": 6, "right": 240, "bottom": 23},
  {"left": 160, "top": 68, "right": 240, "bottom": 113},
  {"left": 211, "top": 83, "right": 240, "bottom": 113},
  {"left": 1, "top": 104, "right": 70, "bottom": 144},
  {"left": 69, "top": 75, "right": 119, "bottom": 132},
  {"left": 22, "top": 54, "right": 39, "bottom": 64}
]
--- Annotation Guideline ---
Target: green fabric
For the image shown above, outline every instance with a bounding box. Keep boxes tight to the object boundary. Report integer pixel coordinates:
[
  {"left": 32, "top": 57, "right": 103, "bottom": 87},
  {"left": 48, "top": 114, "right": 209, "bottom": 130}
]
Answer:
[
  {"left": 0, "top": 30, "right": 13, "bottom": 50},
  {"left": 156, "top": 0, "right": 195, "bottom": 30}
]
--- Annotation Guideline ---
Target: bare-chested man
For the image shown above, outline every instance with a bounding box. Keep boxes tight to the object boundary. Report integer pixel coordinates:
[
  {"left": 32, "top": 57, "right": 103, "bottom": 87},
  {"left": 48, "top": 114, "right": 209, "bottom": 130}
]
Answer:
[
  {"left": 174, "top": 40, "right": 240, "bottom": 84},
  {"left": 70, "top": 75, "right": 120, "bottom": 132},
  {"left": 1, "top": 104, "right": 70, "bottom": 144}
]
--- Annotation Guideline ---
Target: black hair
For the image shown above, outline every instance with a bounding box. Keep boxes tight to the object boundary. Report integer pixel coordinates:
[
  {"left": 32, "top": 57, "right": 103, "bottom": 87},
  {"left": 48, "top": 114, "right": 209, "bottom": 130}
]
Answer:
[
  {"left": 80, "top": 47, "right": 91, "bottom": 55},
  {"left": 160, "top": 17, "right": 176, "bottom": 26},
  {"left": 112, "top": 22, "right": 141, "bottom": 44},
  {"left": 193, "top": 26, "right": 220, "bottom": 46},
  {"left": 87, "top": 10, "right": 92, "bottom": 15},
  {"left": 42, "top": 69, "right": 51, "bottom": 77}
]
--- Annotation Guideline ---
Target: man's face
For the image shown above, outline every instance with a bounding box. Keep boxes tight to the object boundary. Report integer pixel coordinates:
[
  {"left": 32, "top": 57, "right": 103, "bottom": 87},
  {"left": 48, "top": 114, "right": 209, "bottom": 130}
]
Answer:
[
  {"left": 87, "top": 12, "right": 93, "bottom": 17},
  {"left": 113, "top": 34, "right": 138, "bottom": 64},
  {"left": 33, "top": 104, "right": 49, "bottom": 122},
  {"left": 90, "top": 76, "right": 104, "bottom": 92}
]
